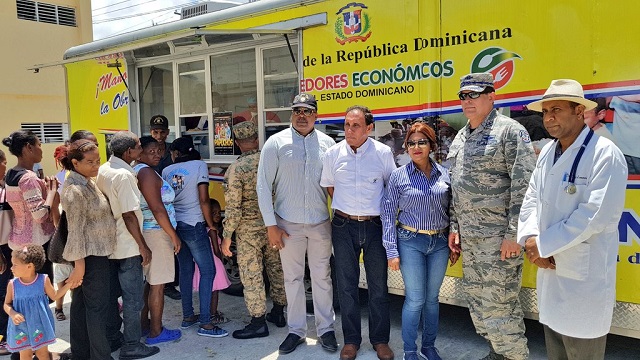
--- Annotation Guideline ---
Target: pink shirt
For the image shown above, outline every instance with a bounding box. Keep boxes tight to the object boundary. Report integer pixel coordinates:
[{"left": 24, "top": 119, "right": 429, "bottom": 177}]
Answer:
[{"left": 5, "top": 169, "right": 54, "bottom": 249}]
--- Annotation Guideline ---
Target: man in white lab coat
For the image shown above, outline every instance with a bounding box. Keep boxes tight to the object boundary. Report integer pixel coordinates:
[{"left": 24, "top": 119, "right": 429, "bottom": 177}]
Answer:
[{"left": 518, "top": 79, "right": 628, "bottom": 360}]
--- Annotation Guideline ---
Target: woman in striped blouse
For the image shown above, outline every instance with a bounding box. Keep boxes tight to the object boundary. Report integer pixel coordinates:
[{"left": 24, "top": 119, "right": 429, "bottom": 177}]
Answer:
[
  {"left": 2, "top": 131, "right": 59, "bottom": 277},
  {"left": 381, "top": 122, "right": 451, "bottom": 360}
]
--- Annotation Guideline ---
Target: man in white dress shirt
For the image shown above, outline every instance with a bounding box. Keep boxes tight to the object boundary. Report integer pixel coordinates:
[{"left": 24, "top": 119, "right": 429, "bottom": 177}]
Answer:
[
  {"left": 321, "top": 105, "right": 396, "bottom": 360},
  {"left": 518, "top": 79, "right": 628, "bottom": 360}
]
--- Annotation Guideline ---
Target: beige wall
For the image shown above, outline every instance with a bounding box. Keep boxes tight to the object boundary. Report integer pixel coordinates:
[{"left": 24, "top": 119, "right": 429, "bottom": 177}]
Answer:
[{"left": 0, "top": 0, "right": 92, "bottom": 175}]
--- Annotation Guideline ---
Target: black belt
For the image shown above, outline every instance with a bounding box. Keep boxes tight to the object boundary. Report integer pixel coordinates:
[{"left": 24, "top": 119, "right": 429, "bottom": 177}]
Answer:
[{"left": 334, "top": 210, "right": 380, "bottom": 222}]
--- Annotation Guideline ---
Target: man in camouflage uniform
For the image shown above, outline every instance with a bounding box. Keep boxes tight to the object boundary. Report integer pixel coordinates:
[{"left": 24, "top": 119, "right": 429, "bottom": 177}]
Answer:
[
  {"left": 447, "top": 73, "right": 535, "bottom": 360},
  {"left": 221, "top": 121, "right": 287, "bottom": 339}
]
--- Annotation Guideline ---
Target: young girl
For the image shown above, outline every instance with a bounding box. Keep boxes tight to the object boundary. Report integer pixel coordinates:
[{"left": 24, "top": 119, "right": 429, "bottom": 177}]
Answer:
[
  {"left": 193, "top": 198, "right": 231, "bottom": 325},
  {"left": 3, "top": 244, "right": 71, "bottom": 360}
]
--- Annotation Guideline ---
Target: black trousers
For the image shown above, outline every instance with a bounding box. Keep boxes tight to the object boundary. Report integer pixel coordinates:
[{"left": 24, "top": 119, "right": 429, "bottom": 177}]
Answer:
[
  {"left": 69, "top": 256, "right": 112, "bottom": 360},
  {"left": 0, "top": 244, "right": 13, "bottom": 340}
]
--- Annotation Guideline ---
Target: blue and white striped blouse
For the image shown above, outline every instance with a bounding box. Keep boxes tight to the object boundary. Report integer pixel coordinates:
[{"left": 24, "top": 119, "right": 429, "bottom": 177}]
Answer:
[{"left": 381, "top": 160, "right": 451, "bottom": 259}]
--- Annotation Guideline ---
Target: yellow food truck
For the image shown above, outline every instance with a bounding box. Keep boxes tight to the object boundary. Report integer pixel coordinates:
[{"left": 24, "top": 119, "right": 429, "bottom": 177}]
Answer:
[{"left": 49, "top": 0, "right": 640, "bottom": 338}]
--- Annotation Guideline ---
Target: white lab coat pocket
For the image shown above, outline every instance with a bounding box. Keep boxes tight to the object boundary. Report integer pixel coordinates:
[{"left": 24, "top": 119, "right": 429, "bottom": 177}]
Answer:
[{"left": 555, "top": 243, "right": 590, "bottom": 281}]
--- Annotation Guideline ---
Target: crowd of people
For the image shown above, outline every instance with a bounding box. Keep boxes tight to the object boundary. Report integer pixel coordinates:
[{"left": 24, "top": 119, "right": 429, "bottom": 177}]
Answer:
[{"left": 0, "top": 73, "right": 628, "bottom": 360}]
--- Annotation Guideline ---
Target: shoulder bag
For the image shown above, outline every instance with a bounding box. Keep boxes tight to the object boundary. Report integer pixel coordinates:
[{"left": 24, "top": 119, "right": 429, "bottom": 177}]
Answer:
[{"left": 48, "top": 210, "right": 72, "bottom": 265}]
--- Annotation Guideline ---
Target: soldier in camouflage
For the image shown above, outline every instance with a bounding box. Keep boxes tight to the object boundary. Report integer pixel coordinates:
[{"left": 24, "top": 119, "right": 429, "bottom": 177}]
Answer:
[
  {"left": 221, "top": 121, "right": 287, "bottom": 340},
  {"left": 447, "top": 73, "right": 536, "bottom": 360}
]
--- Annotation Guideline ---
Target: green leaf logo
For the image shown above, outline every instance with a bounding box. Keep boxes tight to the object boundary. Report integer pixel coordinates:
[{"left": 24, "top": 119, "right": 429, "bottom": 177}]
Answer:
[{"left": 471, "top": 47, "right": 521, "bottom": 73}]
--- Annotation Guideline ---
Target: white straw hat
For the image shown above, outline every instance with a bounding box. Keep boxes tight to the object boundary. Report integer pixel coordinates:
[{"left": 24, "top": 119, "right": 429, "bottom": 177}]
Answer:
[{"left": 527, "top": 79, "right": 597, "bottom": 112}]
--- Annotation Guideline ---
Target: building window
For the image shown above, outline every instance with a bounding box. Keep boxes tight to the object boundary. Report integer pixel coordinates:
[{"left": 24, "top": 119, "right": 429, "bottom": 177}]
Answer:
[
  {"left": 21, "top": 123, "right": 69, "bottom": 143},
  {"left": 16, "top": 0, "right": 77, "bottom": 27}
]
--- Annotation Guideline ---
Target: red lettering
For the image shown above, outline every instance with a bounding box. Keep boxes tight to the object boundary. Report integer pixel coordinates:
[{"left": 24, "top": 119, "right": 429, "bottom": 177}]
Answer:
[
  {"left": 314, "top": 77, "right": 325, "bottom": 90},
  {"left": 301, "top": 74, "right": 349, "bottom": 91},
  {"left": 95, "top": 71, "right": 128, "bottom": 98},
  {"left": 325, "top": 75, "right": 334, "bottom": 89},
  {"left": 339, "top": 74, "right": 348, "bottom": 88}
]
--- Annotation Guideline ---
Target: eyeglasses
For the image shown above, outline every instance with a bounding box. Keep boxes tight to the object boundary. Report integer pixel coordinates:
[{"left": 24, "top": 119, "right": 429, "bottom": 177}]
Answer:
[
  {"left": 458, "top": 92, "right": 483, "bottom": 101},
  {"left": 406, "top": 139, "right": 431, "bottom": 149},
  {"left": 292, "top": 108, "right": 315, "bottom": 116}
]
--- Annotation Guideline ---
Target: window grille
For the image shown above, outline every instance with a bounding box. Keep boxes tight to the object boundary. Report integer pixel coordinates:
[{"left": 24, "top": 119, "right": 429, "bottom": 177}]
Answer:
[
  {"left": 16, "top": 0, "right": 77, "bottom": 27},
  {"left": 21, "top": 123, "right": 69, "bottom": 144}
]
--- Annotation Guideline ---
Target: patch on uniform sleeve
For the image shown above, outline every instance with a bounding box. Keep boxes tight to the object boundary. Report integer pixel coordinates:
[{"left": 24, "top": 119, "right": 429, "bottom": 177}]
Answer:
[{"left": 519, "top": 130, "right": 531, "bottom": 143}]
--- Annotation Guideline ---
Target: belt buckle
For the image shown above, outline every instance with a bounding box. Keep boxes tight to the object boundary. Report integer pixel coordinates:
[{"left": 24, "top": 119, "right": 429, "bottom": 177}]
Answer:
[
  {"left": 355, "top": 216, "right": 366, "bottom": 222},
  {"left": 424, "top": 229, "right": 439, "bottom": 235}
]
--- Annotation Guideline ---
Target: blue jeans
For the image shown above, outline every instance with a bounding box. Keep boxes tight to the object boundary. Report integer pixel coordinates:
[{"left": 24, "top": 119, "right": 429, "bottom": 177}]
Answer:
[
  {"left": 332, "top": 214, "right": 390, "bottom": 346},
  {"left": 176, "top": 221, "right": 215, "bottom": 324},
  {"left": 109, "top": 256, "right": 144, "bottom": 349},
  {"left": 397, "top": 228, "right": 450, "bottom": 352}
]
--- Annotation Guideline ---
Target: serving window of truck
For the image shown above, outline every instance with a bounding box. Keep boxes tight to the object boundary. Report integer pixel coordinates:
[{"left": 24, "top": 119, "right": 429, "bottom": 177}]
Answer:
[{"left": 134, "top": 33, "right": 299, "bottom": 162}]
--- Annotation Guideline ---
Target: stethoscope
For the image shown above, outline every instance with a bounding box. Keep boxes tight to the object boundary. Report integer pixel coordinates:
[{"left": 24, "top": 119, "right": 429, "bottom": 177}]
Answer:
[{"left": 564, "top": 129, "right": 594, "bottom": 195}]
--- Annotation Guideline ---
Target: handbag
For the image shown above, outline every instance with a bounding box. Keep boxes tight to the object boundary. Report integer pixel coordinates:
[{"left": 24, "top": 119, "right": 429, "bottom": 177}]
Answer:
[
  {"left": 48, "top": 210, "right": 72, "bottom": 265},
  {"left": 0, "top": 186, "right": 13, "bottom": 246}
]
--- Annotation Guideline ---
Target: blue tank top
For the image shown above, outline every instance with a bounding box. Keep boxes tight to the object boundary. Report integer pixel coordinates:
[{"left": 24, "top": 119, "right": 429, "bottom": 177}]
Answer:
[{"left": 134, "top": 163, "right": 178, "bottom": 230}]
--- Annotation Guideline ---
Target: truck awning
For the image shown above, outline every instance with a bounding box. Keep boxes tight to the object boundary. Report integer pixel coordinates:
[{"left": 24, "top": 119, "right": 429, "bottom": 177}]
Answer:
[{"left": 30, "top": 0, "right": 327, "bottom": 71}]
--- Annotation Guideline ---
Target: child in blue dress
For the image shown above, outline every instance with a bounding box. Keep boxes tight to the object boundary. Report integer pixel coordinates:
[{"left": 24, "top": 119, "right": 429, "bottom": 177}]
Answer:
[{"left": 3, "top": 244, "right": 71, "bottom": 360}]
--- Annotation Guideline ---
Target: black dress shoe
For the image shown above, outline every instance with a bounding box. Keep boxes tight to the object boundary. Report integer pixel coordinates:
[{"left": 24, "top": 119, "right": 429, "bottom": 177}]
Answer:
[
  {"left": 232, "top": 316, "right": 269, "bottom": 339},
  {"left": 266, "top": 311, "right": 286, "bottom": 328},
  {"left": 278, "top": 333, "right": 305, "bottom": 354},
  {"left": 119, "top": 343, "right": 160, "bottom": 360},
  {"left": 163, "top": 286, "right": 181, "bottom": 300},
  {"left": 319, "top": 331, "right": 338, "bottom": 352}
]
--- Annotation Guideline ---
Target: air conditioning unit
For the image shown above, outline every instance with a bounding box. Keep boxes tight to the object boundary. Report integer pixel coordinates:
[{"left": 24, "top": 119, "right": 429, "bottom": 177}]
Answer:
[{"left": 181, "top": 1, "right": 244, "bottom": 20}]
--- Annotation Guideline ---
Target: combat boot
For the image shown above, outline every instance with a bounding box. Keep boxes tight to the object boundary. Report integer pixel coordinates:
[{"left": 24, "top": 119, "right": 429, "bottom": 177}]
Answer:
[
  {"left": 266, "top": 304, "right": 286, "bottom": 328},
  {"left": 232, "top": 315, "right": 269, "bottom": 339}
]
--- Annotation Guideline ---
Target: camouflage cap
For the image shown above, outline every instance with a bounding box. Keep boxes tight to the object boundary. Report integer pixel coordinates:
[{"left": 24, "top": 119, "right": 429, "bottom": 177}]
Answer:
[
  {"left": 458, "top": 73, "right": 495, "bottom": 94},
  {"left": 233, "top": 121, "right": 258, "bottom": 140}
]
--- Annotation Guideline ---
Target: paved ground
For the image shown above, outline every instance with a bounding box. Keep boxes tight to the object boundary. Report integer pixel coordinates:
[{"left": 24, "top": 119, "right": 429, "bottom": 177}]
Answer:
[{"left": 48, "top": 291, "right": 640, "bottom": 359}]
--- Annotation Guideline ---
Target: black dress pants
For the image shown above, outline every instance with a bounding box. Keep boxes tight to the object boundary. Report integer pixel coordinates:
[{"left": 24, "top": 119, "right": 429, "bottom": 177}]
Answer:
[{"left": 69, "top": 256, "right": 112, "bottom": 360}]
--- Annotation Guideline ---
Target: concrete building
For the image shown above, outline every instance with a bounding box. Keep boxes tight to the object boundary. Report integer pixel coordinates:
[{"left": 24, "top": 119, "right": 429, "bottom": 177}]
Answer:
[{"left": 0, "top": 0, "right": 92, "bottom": 173}]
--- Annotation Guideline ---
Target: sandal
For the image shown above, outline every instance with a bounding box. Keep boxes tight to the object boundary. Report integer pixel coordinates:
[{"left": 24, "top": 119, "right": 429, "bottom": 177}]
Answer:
[
  {"left": 55, "top": 308, "right": 66, "bottom": 321},
  {"left": 210, "top": 311, "right": 230, "bottom": 325}
]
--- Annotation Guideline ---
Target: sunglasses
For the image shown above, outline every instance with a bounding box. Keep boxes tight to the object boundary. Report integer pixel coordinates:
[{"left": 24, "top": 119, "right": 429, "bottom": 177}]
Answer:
[
  {"left": 406, "top": 139, "right": 431, "bottom": 149},
  {"left": 458, "top": 92, "right": 483, "bottom": 101},
  {"left": 292, "top": 108, "right": 316, "bottom": 116}
]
